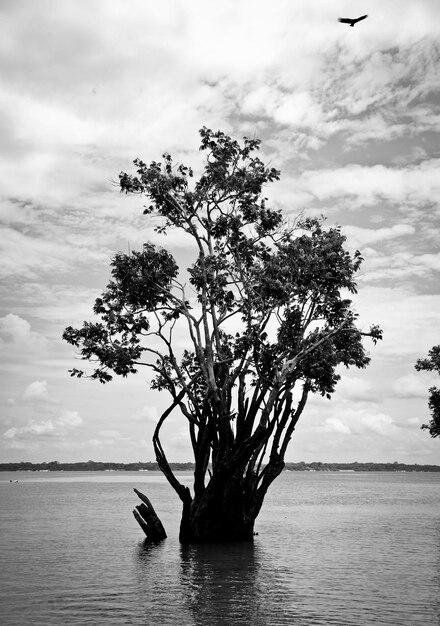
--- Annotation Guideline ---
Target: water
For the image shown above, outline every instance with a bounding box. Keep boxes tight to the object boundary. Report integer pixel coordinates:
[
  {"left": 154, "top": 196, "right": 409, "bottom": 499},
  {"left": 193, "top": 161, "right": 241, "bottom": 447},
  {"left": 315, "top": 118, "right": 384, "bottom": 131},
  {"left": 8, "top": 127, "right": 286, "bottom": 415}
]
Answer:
[{"left": 0, "top": 471, "right": 439, "bottom": 625}]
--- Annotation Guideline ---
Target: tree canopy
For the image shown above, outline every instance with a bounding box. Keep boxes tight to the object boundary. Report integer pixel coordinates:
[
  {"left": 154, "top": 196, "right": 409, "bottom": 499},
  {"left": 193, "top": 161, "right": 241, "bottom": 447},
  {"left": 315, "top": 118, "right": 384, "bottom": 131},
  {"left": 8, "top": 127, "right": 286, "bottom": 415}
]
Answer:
[
  {"left": 63, "top": 127, "right": 382, "bottom": 541},
  {"left": 415, "top": 345, "right": 440, "bottom": 438}
]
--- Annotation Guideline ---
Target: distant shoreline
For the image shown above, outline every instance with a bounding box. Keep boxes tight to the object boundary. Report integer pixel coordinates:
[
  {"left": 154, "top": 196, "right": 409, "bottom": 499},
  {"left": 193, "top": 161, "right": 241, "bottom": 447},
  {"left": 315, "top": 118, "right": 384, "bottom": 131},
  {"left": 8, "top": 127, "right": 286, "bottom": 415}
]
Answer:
[{"left": 1, "top": 461, "right": 439, "bottom": 472}]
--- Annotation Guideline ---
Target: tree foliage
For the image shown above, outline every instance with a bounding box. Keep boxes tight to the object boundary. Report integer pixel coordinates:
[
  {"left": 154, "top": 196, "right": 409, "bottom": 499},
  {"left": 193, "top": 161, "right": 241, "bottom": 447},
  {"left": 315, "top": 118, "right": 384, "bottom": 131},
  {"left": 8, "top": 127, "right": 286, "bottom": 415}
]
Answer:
[
  {"left": 63, "top": 127, "right": 382, "bottom": 540},
  {"left": 415, "top": 345, "right": 440, "bottom": 438}
]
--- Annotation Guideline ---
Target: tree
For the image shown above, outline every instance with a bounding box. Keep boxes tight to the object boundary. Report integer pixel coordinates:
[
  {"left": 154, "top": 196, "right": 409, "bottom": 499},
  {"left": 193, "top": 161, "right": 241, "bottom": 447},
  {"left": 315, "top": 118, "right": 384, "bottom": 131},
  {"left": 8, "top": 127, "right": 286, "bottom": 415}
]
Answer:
[
  {"left": 415, "top": 346, "right": 440, "bottom": 438},
  {"left": 63, "top": 127, "right": 382, "bottom": 542}
]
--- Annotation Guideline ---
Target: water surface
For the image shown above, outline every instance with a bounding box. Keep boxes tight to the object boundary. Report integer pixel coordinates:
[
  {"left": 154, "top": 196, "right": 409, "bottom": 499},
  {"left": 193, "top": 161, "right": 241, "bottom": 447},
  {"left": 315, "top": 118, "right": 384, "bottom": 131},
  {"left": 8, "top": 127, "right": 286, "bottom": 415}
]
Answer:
[{"left": 1, "top": 471, "right": 439, "bottom": 625}]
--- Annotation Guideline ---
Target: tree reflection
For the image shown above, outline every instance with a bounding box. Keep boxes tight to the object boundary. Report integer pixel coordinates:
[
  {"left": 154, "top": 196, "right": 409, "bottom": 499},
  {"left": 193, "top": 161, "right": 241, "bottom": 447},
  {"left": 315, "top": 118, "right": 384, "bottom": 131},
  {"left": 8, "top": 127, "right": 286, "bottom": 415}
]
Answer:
[
  {"left": 134, "top": 537, "right": 305, "bottom": 624},
  {"left": 134, "top": 539, "right": 194, "bottom": 624},
  {"left": 179, "top": 542, "right": 266, "bottom": 625}
]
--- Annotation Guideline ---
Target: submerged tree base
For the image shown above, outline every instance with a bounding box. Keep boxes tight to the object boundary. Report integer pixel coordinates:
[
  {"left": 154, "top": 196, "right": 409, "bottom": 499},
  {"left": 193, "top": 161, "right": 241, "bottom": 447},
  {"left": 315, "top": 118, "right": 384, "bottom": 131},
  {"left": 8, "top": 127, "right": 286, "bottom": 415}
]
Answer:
[
  {"left": 177, "top": 466, "right": 284, "bottom": 543},
  {"left": 179, "top": 506, "right": 256, "bottom": 543}
]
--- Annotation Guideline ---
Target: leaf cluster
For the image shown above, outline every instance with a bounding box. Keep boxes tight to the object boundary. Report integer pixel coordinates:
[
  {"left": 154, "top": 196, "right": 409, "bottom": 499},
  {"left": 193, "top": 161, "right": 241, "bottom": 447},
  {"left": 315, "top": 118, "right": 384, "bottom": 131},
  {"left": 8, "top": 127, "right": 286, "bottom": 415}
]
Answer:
[
  {"left": 63, "top": 243, "right": 178, "bottom": 382},
  {"left": 415, "top": 345, "right": 440, "bottom": 438}
]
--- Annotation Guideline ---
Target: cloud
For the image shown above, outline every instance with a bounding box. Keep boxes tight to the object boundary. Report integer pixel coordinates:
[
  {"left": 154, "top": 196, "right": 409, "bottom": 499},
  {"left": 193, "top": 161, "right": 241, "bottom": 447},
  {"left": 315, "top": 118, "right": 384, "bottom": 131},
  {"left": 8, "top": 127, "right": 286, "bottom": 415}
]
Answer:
[
  {"left": 341, "top": 115, "right": 407, "bottom": 146},
  {"left": 131, "top": 405, "right": 159, "bottom": 423},
  {"left": 3, "top": 408, "right": 83, "bottom": 448},
  {"left": 323, "top": 417, "right": 352, "bottom": 435},
  {"left": 4, "top": 420, "right": 55, "bottom": 439},
  {"left": 328, "top": 41, "right": 440, "bottom": 118},
  {"left": 342, "top": 224, "right": 415, "bottom": 247},
  {"left": 0, "top": 314, "right": 49, "bottom": 350},
  {"left": 24, "top": 380, "right": 50, "bottom": 401},
  {"left": 298, "top": 160, "right": 440, "bottom": 207},
  {"left": 416, "top": 253, "right": 440, "bottom": 272},
  {"left": 407, "top": 417, "right": 424, "bottom": 427},
  {"left": 0, "top": 221, "right": 112, "bottom": 281},
  {"left": 1, "top": 0, "right": 440, "bottom": 465},
  {"left": 0, "top": 1, "right": 437, "bottom": 218},
  {"left": 393, "top": 373, "right": 438, "bottom": 399},
  {"left": 88, "top": 428, "right": 127, "bottom": 448},
  {"left": 242, "top": 87, "right": 325, "bottom": 131},
  {"left": 58, "top": 410, "right": 82, "bottom": 426},
  {"left": 350, "top": 287, "right": 440, "bottom": 364},
  {"left": 86, "top": 429, "right": 123, "bottom": 448},
  {"left": 322, "top": 405, "right": 397, "bottom": 437},
  {"left": 333, "top": 376, "right": 373, "bottom": 402},
  {"left": 99, "top": 429, "right": 120, "bottom": 438},
  {"left": 354, "top": 249, "right": 440, "bottom": 284}
]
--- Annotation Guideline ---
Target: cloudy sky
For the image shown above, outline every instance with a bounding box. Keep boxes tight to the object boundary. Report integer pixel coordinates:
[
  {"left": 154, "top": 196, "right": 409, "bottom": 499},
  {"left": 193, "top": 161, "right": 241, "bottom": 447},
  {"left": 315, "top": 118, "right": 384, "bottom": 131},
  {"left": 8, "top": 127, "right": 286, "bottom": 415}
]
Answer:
[{"left": 1, "top": 0, "right": 439, "bottom": 464}]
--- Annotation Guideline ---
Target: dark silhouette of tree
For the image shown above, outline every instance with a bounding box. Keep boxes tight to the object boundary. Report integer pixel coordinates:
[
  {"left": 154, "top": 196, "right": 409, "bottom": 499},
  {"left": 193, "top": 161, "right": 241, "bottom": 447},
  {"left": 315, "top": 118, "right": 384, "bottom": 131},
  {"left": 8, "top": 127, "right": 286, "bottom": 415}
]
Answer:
[
  {"left": 338, "top": 15, "right": 368, "bottom": 27},
  {"left": 415, "top": 346, "right": 440, "bottom": 438},
  {"left": 63, "top": 128, "right": 382, "bottom": 542}
]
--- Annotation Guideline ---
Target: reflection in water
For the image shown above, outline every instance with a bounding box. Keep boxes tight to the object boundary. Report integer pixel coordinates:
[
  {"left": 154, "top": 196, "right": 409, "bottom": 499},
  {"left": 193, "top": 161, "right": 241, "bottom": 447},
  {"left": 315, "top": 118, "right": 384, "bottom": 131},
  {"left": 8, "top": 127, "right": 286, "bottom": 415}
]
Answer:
[
  {"left": 134, "top": 538, "right": 301, "bottom": 625},
  {"left": 134, "top": 540, "right": 271, "bottom": 625},
  {"left": 134, "top": 537, "right": 325, "bottom": 625},
  {"left": 134, "top": 539, "right": 188, "bottom": 624},
  {"left": 1, "top": 473, "right": 438, "bottom": 625},
  {"left": 129, "top": 473, "right": 440, "bottom": 626},
  {"left": 179, "top": 542, "right": 263, "bottom": 625},
  {"left": 434, "top": 528, "right": 440, "bottom": 620}
]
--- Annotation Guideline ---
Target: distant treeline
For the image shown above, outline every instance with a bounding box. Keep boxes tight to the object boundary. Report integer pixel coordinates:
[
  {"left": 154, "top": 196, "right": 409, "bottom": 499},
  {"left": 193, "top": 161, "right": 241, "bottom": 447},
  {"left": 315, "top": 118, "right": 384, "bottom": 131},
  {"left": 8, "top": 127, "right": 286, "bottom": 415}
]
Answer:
[
  {"left": 1, "top": 460, "right": 439, "bottom": 472},
  {"left": 284, "top": 461, "right": 440, "bottom": 472},
  {"left": 0, "top": 461, "right": 192, "bottom": 472}
]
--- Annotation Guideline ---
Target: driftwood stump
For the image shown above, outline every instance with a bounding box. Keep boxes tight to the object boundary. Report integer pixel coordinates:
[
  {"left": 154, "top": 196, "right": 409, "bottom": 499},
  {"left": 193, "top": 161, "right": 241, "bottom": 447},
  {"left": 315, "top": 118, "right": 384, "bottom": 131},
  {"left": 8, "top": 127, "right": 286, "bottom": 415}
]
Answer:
[{"left": 132, "top": 488, "right": 167, "bottom": 542}]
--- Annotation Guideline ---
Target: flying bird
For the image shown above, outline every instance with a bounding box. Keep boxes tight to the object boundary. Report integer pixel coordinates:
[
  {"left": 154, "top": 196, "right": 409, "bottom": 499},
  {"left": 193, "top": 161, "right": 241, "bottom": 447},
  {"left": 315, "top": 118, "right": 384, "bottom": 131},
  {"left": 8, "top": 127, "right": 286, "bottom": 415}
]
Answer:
[{"left": 338, "top": 15, "right": 368, "bottom": 27}]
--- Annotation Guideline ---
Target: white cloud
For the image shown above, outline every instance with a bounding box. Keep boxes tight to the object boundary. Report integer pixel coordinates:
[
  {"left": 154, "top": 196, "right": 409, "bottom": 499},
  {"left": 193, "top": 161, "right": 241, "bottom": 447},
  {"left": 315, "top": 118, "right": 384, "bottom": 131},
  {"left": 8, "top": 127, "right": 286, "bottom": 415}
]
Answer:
[
  {"left": 0, "top": 314, "right": 49, "bottom": 350},
  {"left": 334, "top": 376, "right": 373, "bottom": 402},
  {"left": 343, "top": 224, "right": 415, "bottom": 247},
  {"left": 356, "top": 250, "right": 440, "bottom": 284},
  {"left": 86, "top": 429, "right": 122, "bottom": 448},
  {"left": 2, "top": 409, "right": 83, "bottom": 447},
  {"left": 322, "top": 405, "right": 397, "bottom": 437},
  {"left": 242, "top": 87, "right": 325, "bottom": 131},
  {"left": 58, "top": 410, "right": 82, "bottom": 427},
  {"left": 341, "top": 115, "right": 407, "bottom": 146},
  {"left": 407, "top": 417, "right": 423, "bottom": 427},
  {"left": 417, "top": 253, "right": 440, "bottom": 272},
  {"left": 0, "top": 223, "right": 112, "bottom": 281},
  {"left": 298, "top": 160, "right": 440, "bottom": 206},
  {"left": 99, "top": 429, "right": 120, "bottom": 438},
  {"left": 323, "top": 417, "right": 352, "bottom": 435},
  {"left": 355, "top": 288, "right": 440, "bottom": 359},
  {"left": 131, "top": 405, "right": 159, "bottom": 423},
  {"left": 393, "top": 373, "right": 438, "bottom": 399},
  {"left": 23, "top": 380, "right": 50, "bottom": 401},
  {"left": 4, "top": 420, "right": 55, "bottom": 439},
  {"left": 1, "top": 0, "right": 440, "bottom": 465}
]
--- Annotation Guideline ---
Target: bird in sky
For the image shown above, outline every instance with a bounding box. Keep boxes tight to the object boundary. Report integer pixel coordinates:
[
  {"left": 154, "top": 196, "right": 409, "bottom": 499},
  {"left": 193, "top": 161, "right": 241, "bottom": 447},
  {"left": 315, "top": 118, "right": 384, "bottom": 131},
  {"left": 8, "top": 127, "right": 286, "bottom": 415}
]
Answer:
[{"left": 338, "top": 15, "right": 368, "bottom": 27}]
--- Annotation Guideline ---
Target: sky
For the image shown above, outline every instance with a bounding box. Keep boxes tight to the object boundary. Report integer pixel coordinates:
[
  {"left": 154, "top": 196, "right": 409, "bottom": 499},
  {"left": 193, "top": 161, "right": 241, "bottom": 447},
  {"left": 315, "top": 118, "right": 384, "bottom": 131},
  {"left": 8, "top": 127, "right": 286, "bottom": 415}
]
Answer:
[{"left": 0, "top": 0, "right": 439, "bottom": 465}]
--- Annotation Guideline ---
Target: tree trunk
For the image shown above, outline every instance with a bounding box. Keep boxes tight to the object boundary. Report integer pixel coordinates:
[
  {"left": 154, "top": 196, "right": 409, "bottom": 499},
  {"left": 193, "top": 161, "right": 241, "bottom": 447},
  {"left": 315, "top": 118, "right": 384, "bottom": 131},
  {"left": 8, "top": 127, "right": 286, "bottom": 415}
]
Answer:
[
  {"left": 178, "top": 465, "right": 283, "bottom": 542},
  {"left": 133, "top": 488, "right": 167, "bottom": 542},
  {"left": 179, "top": 485, "right": 254, "bottom": 542}
]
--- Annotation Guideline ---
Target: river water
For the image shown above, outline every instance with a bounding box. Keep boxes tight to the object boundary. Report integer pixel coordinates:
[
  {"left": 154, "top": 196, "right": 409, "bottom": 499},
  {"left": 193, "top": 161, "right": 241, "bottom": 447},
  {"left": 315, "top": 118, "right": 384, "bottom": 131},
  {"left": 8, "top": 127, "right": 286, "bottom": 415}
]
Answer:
[{"left": 0, "top": 471, "right": 439, "bottom": 625}]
